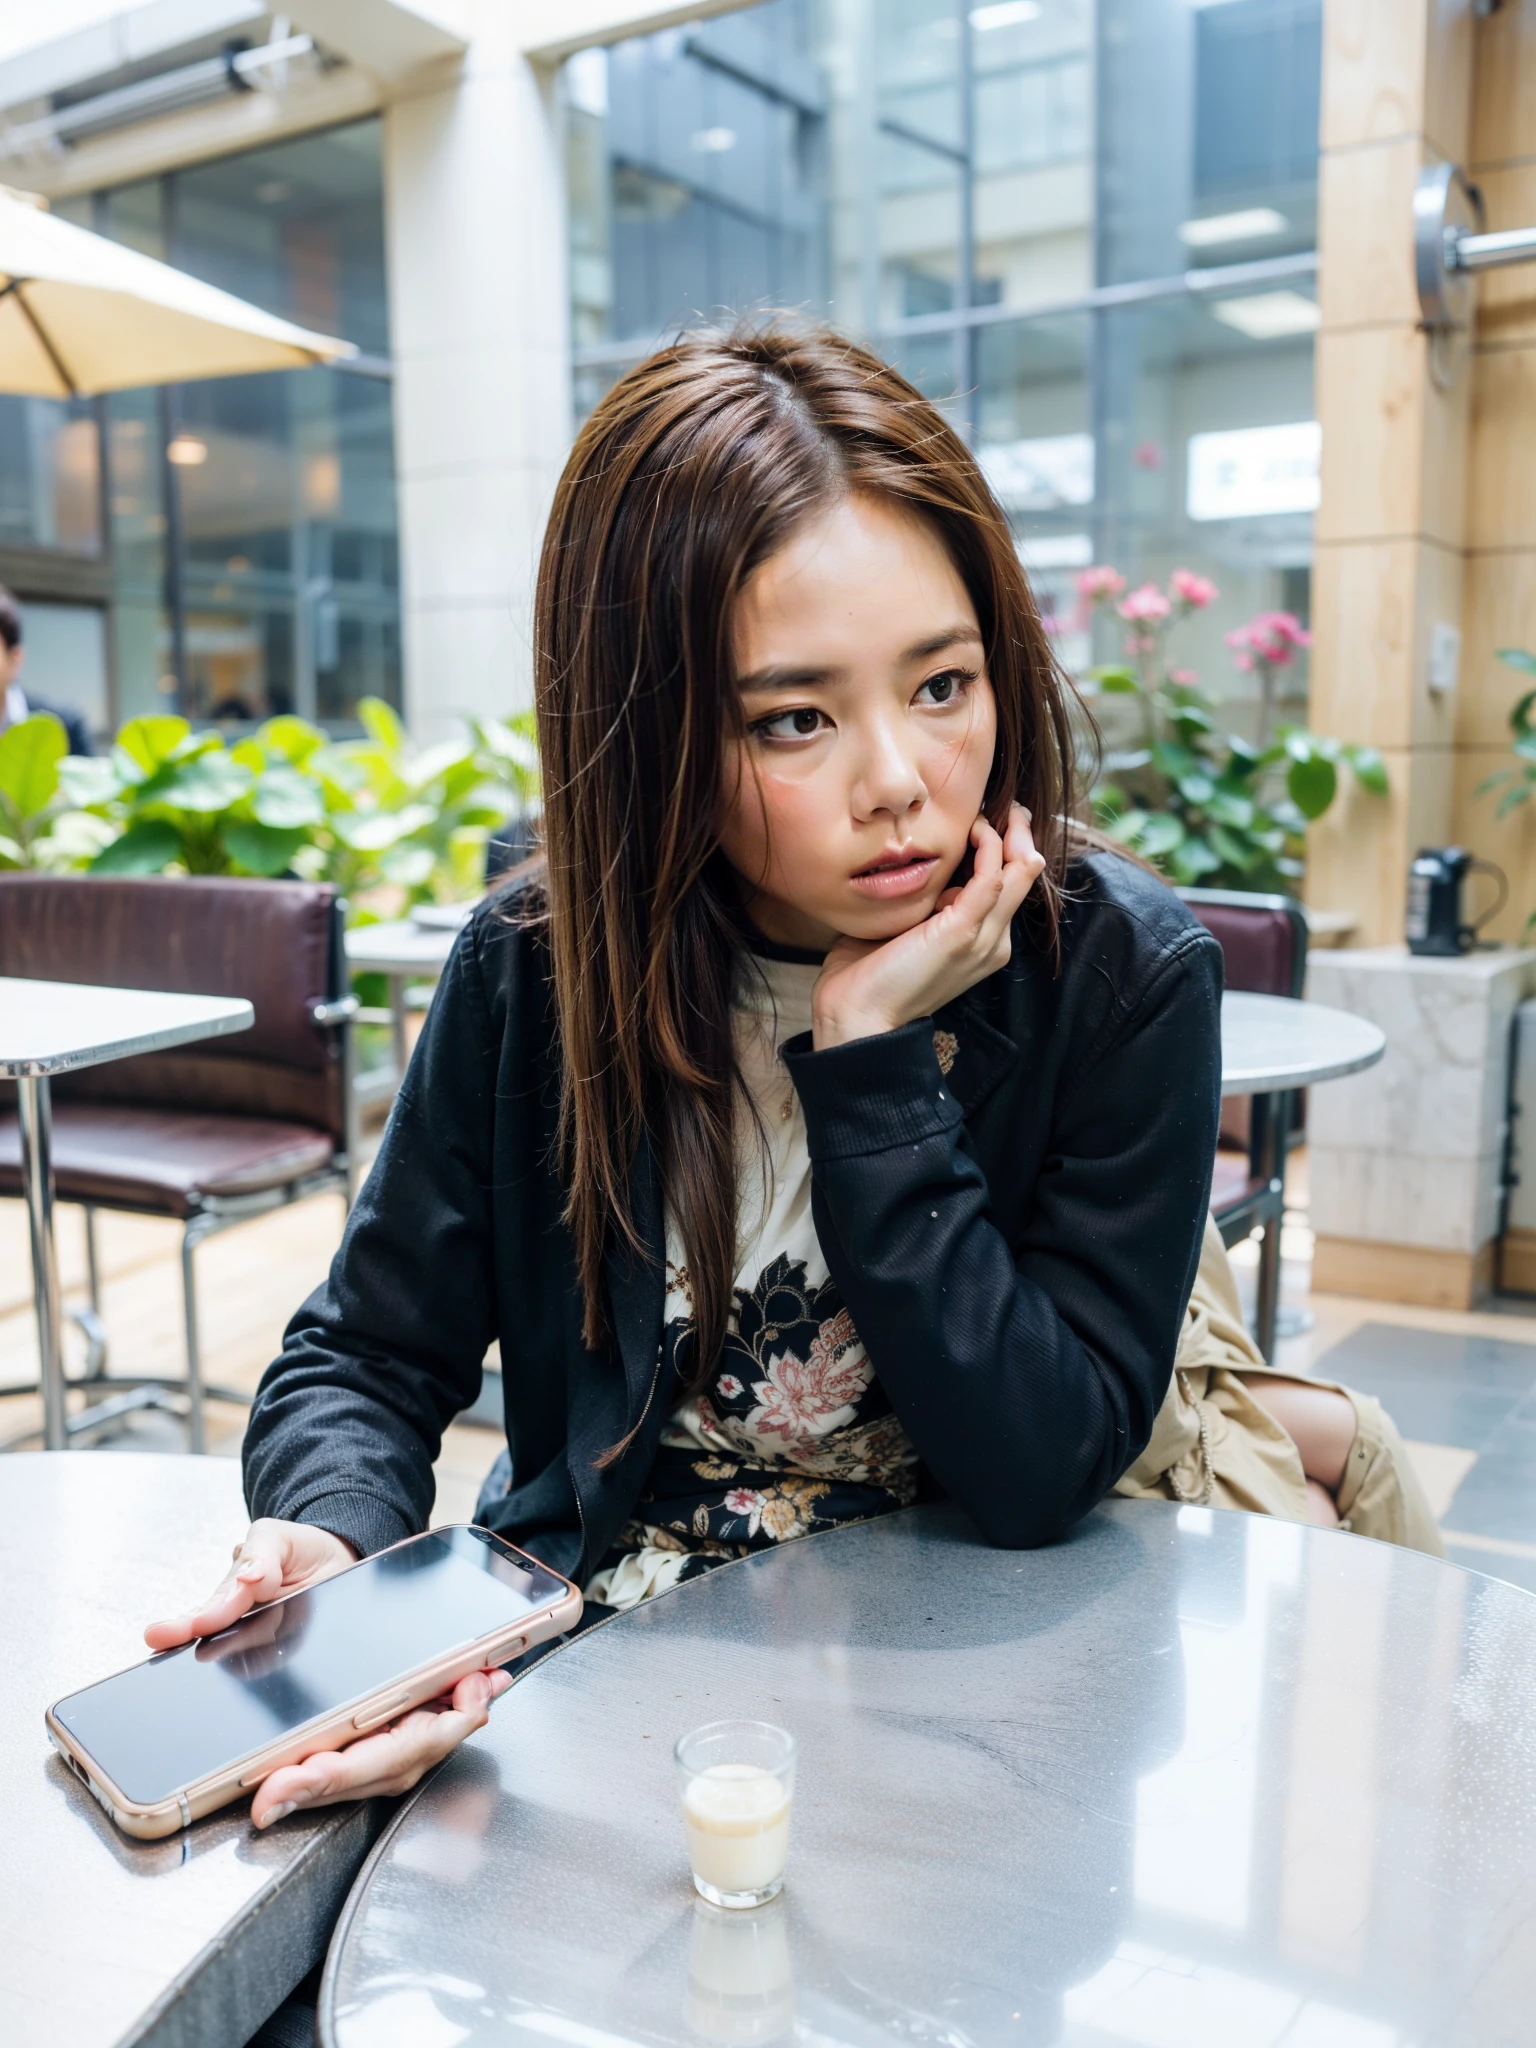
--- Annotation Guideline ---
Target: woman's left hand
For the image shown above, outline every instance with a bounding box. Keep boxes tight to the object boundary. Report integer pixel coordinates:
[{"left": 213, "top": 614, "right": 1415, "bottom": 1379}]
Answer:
[
  {"left": 812, "top": 804, "right": 1044, "bottom": 1050},
  {"left": 249, "top": 1667, "right": 514, "bottom": 1829}
]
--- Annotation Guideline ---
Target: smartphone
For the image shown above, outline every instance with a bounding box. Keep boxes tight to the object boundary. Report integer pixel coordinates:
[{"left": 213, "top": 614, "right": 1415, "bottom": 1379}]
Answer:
[{"left": 46, "top": 1525, "right": 582, "bottom": 1840}]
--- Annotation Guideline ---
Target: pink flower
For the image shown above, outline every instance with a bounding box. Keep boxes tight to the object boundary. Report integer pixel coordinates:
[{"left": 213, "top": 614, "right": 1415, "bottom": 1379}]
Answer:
[
  {"left": 1171, "top": 568, "right": 1218, "bottom": 610},
  {"left": 1076, "top": 565, "right": 1126, "bottom": 602},
  {"left": 747, "top": 1310, "right": 869, "bottom": 1447},
  {"left": 1170, "top": 667, "right": 1199, "bottom": 686},
  {"left": 1118, "top": 583, "right": 1172, "bottom": 624},
  {"left": 723, "top": 1488, "right": 765, "bottom": 1536},
  {"left": 1226, "top": 610, "right": 1310, "bottom": 671},
  {"left": 1133, "top": 439, "right": 1164, "bottom": 471}
]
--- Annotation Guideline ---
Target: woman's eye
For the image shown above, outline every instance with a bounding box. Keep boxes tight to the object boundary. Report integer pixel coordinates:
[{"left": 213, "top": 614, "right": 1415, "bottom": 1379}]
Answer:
[
  {"left": 916, "top": 668, "right": 975, "bottom": 707},
  {"left": 753, "top": 707, "right": 829, "bottom": 741}
]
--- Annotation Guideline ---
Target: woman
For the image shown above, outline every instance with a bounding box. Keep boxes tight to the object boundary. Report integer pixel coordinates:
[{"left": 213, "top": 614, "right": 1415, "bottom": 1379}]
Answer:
[{"left": 147, "top": 326, "right": 1411, "bottom": 1829}]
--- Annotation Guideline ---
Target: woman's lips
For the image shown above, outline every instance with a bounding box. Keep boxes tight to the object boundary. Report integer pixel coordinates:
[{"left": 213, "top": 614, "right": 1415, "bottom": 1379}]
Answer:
[{"left": 849, "top": 854, "right": 940, "bottom": 900}]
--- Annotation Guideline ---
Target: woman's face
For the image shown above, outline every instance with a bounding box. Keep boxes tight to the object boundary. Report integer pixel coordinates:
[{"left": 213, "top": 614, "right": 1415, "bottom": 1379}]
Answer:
[{"left": 719, "top": 492, "right": 998, "bottom": 953}]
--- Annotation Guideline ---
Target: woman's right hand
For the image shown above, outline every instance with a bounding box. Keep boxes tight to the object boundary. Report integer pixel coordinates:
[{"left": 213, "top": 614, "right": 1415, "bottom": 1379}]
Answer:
[{"left": 144, "top": 1518, "right": 358, "bottom": 1651}]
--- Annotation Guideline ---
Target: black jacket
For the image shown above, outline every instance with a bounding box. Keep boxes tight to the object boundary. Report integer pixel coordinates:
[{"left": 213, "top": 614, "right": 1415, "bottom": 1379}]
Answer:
[{"left": 244, "top": 853, "right": 1223, "bottom": 1581}]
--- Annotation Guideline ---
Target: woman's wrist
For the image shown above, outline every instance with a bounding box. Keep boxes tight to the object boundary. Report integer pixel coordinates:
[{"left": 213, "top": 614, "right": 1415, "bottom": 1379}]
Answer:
[{"left": 811, "top": 1004, "right": 902, "bottom": 1050}]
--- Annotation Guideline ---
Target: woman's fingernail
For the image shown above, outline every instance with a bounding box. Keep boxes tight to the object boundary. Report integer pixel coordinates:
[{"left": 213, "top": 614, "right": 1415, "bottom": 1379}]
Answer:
[
  {"left": 235, "top": 1561, "right": 263, "bottom": 1579},
  {"left": 260, "top": 1802, "right": 296, "bottom": 1827}
]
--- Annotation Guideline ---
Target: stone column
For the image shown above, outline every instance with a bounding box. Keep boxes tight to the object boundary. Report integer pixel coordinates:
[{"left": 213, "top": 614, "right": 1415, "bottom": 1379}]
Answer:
[
  {"left": 382, "top": 6, "right": 572, "bottom": 738},
  {"left": 1451, "top": 0, "right": 1536, "bottom": 937},
  {"left": 1304, "top": 0, "right": 1475, "bottom": 947},
  {"left": 1308, "top": 947, "right": 1536, "bottom": 1308}
]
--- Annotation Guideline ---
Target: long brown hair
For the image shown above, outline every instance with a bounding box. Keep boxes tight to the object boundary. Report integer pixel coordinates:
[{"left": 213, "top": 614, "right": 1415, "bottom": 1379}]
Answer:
[{"left": 533, "top": 323, "right": 1085, "bottom": 1399}]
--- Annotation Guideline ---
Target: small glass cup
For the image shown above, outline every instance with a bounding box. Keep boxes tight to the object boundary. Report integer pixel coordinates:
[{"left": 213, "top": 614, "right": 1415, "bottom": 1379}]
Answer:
[{"left": 675, "top": 1720, "right": 796, "bottom": 1909}]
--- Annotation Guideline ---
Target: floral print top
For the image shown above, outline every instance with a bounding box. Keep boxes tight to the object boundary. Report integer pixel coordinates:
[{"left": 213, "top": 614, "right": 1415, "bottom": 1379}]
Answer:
[{"left": 584, "top": 952, "right": 921, "bottom": 1611}]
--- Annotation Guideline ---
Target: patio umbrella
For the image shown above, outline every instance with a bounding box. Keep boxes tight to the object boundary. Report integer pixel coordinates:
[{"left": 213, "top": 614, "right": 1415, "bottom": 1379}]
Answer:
[{"left": 0, "top": 184, "right": 355, "bottom": 397}]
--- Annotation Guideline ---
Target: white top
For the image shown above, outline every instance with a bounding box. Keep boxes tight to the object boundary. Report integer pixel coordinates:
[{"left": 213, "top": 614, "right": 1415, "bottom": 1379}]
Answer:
[
  {"left": 587, "top": 954, "right": 919, "bottom": 1611},
  {"left": 0, "top": 976, "right": 253, "bottom": 1077}
]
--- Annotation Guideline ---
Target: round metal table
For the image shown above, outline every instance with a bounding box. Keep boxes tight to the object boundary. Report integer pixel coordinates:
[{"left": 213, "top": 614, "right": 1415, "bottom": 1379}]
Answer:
[
  {"left": 321, "top": 1501, "right": 1536, "bottom": 2048},
  {"left": 1, "top": 1454, "right": 384, "bottom": 2048},
  {"left": 1216, "top": 993, "right": 1386, "bottom": 1355},
  {"left": 1219, "top": 989, "right": 1385, "bottom": 1097}
]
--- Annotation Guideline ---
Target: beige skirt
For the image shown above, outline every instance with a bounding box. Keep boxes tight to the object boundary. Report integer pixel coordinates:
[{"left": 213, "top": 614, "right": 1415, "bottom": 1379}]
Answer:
[{"left": 1113, "top": 1217, "right": 1443, "bottom": 1556}]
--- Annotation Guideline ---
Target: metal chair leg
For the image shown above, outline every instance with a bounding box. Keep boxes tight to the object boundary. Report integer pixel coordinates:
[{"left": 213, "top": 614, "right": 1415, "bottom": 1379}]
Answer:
[
  {"left": 72, "top": 1205, "right": 109, "bottom": 1381},
  {"left": 180, "top": 1225, "right": 207, "bottom": 1455}
]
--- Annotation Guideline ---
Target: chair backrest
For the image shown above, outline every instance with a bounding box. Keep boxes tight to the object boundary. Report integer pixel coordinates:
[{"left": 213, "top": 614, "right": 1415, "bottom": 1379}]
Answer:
[
  {"left": 1178, "top": 887, "right": 1308, "bottom": 1000},
  {"left": 0, "top": 875, "right": 346, "bottom": 1137}
]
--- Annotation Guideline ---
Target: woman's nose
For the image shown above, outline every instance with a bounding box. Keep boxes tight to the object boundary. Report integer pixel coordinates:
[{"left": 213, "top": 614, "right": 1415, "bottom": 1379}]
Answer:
[{"left": 851, "top": 722, "right": 926, "bottom": 820}]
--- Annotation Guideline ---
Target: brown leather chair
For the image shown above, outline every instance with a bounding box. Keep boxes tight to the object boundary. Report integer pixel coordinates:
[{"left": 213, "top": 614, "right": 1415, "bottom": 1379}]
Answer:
[
  {"left": 1179, "top": 887, "right": 1309, "bottom": 1358},
  {"left": 0, "top": 875, "right": 356, "bottom": 1449}
]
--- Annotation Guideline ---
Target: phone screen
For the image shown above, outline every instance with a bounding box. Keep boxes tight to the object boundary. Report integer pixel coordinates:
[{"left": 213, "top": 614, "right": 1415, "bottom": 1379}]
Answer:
[{"left": 53, "top": 1527, "right": 569, "bottom": 1806}]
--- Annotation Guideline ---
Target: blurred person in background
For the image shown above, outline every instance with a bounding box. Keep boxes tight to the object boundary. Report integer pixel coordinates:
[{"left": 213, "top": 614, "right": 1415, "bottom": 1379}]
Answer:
[{"left": 0, "top": 585, "right": 93, "bottom": 756}]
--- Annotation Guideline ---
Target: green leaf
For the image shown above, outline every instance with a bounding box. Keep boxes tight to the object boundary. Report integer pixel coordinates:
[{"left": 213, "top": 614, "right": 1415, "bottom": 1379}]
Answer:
[
  {"left": 1150, "top": 741, "right": 1199, "bottom": 781},
  {"left": 1176, "top": 771, "right": 1216, "bottom": 807},
  {"left": 141, "top": 751, "right": 253, "bottom": 813},
  {"left": 1496, "top": 784, "right": 1534, "bottom": 819},
  {"left": 357, "top": 696, "right": 406, "bottom": 755},
  {"left": 0, "top": 713, "right": 66, "bottom": 819},
  {"left": 1136, "top": 813, "right": 1186, "bottom": 857},
  {"left": 1287, "top": 752, "right": 1338, "bottom": 820},
  {"left": 115, "top": 715, "right": 191, "bottom": 775},
  {"left": 332, "top": 802, "right": 437, "bottom": 852},
  {"left": 1208, "top": 823, "right": 1260, "bottom": 872},
  {"left": 1476, "top": 767, "right": 1517, "bottom": 797},
  {"left": 258, "top": 714, "right": 327, "bottom": 766},
  {"left": 1511, "top": 688, "right": 1536, "bottom": 735},
  {"left": 252, "top": 765, "right": 324, "bottom": 830},
  {"left": 1092, "top": 666, "right": 1140, "bottom": 695},
  {"left": 1206, "top": 789, "right": 1256, "bottom": 830},
  {"left": 379, "top": 845, "right": 436, "bottom": 888},
  {"left": 1345, "top": 745, "right": 1389, "bottom": 795},
  {"left": 222, "top": 820, "right": 309, "bottom": 875},
  {"left": 57, "top": 755, "right": 122, "bottom": 808},
  {"left": 89, "top": 819, "right": 183, "bottom": 873},
  {"left": 1497, "top": 647, "right": 1536, "bottom": 677},
  {"left": 1170, "top": 836, "right": 1221, "bottom": 883}
]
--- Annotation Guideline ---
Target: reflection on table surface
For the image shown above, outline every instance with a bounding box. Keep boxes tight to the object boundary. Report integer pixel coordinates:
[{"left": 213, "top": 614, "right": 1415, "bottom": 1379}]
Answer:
[
  {"left": 323, "top": 1500, "right": 1536, "bottom": 2048},
  {"left": 0, "top": 1454, "right": 380, "bottom": 2048}
]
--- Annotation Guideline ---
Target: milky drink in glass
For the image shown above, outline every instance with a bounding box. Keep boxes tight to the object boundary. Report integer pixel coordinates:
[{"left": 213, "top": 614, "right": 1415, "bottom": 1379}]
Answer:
[{"left": 675, "top": 1720, "right": 795, "bottom": 1908}]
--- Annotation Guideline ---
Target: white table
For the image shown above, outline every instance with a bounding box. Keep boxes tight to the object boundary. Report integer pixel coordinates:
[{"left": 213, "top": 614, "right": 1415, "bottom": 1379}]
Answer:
[
  {"left": 1218, "top": 991, "right": 1386, "bottom": 1355},
  {"left": 0, "top": 977, "right": 252, "bottom": 1450},
  {"left": 2, "top": 1454, "right": 384, "bottom": 2048},
  {"left": 343, "top": 921, "right": 459, "bottom": 1085}
]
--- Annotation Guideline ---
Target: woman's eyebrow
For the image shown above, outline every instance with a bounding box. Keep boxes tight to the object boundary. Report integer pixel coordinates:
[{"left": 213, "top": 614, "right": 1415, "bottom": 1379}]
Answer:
[
  {"left": 736, "top": 626, "right": 983, "bottom": 695},
  {"left": 735, "top": 663, "right": 838, "bottom": 695},
  {"left": 902, "top": 625, "right": 984, "bottom": 662}
]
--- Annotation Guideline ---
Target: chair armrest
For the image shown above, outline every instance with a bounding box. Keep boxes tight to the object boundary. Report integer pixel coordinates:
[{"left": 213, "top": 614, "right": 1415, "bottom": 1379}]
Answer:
[{"left": 310, "top": 996, "right": 361, "bottom": 1028}]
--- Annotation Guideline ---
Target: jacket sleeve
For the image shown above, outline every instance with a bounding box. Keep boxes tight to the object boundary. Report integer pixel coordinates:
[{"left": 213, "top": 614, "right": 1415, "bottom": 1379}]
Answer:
[
  {"left": 782, "top": 931, "right": 1221, "bottom": 1548},
  {"left": 242, "top": 925, "right": 501, "bottom": 1557}
]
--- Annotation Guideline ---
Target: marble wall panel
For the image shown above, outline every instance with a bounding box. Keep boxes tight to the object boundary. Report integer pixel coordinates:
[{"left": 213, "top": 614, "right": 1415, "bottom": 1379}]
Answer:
[{"left": 1308, "top": 1146, "right": 1504, "bottom": 1251}]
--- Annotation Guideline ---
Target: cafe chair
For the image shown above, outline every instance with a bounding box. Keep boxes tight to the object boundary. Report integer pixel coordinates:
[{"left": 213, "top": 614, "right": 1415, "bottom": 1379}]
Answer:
[
  {"left": 0, "top": 875, "right": 357, "bottom": 1451},
  {"left": 1179, "top": 886, "right": 1309, "bottom": 1360}
]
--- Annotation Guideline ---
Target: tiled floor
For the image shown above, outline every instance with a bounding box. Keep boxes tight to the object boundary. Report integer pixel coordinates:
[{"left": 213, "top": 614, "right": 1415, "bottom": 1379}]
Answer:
[{"left": 4, "top": 1153, "right": 1536, "bottom": 1597}]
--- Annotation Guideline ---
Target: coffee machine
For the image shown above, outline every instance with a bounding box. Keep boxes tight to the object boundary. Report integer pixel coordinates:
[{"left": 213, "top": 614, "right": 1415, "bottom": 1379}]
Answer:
[{"left": 1405, "top": 848, "right": 1507, "bottom": 956}]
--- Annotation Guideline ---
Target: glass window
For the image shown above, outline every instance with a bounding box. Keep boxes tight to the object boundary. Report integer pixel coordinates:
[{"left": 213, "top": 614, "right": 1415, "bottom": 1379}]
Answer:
[
  {"left": 87, "top": 119, "right": 400, "bottom": 731},
  {"left": 0, "top": 397, "right": 101, "bottom": 557},
  {"left": 566, "top": 0, "right": 1320, "bottom": 729}
]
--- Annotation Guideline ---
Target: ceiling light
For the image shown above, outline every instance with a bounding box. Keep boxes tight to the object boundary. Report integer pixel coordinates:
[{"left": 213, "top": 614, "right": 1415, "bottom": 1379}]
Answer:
[
  {"left": 1180, "top": 207, "right": 1287, "bottom": 248},
  {"left": 691, "top": 127, "right": 738, "bottom": 153},
  {"left": 1210, "top": 291, "right": 1320, "bottom": 340},
  {"left": 971, "top": 1, "right": 1041, "bottom": 27},
  {"left": 166, "top": 435, "right": 208, "bottom": 467}
]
